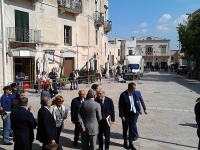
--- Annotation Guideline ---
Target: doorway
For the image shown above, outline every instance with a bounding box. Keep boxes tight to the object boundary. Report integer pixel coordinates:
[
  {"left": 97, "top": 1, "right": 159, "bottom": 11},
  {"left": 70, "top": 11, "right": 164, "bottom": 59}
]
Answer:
[
  {"left": 63, "top": 57, "right": 74, "bottom": 77},
  {"left": 14, "top": 57, "right": 35, "bottom": 84}
]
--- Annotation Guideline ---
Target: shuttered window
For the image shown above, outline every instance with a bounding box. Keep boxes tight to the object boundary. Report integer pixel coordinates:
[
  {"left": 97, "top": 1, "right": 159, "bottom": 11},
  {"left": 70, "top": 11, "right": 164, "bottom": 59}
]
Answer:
[
  {"left": 64, "top": 25, "right": 72, "bottom": 46},
  {"left": 15, "top": 10, "right": 29, "bottom": 42}
]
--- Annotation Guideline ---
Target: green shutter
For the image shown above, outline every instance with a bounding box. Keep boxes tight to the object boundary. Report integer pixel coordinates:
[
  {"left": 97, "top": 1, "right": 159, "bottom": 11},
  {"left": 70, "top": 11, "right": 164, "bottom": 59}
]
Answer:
[{"left": 15, "top": 10, "right": 29, "bottom": 42}]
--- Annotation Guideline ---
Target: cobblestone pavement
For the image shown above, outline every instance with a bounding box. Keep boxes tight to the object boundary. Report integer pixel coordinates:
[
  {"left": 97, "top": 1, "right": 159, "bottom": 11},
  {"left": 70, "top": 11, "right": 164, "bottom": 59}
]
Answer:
[{"left": 0, "top": 71, "right": 199, "bottom": 150}]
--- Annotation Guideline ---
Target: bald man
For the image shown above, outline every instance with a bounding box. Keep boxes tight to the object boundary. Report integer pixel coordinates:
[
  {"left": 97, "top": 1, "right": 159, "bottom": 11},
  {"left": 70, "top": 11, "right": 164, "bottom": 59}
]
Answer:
[{"left": 71, "top": 90, "right": 86, "bottom": 146}]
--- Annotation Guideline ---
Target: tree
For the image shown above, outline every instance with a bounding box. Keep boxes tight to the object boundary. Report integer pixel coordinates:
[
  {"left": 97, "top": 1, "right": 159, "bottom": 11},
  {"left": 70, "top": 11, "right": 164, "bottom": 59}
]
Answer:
[{"left": 177, "top": 13, "right": 200, "bottom": 79}]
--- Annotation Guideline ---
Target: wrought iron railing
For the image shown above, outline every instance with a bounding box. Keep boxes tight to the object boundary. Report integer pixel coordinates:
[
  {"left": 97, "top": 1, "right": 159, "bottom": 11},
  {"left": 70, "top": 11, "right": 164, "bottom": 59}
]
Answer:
[
  {"left": 94, "top": 12, "right": 104, "bottom": 25},
  {"left": 104, "top": 20, "right": 112, "bottom": 30},
  {"left": 57, "top": 0, "right": 82, "bottom": 13},
  {"left": 145, "top": 52, "right": 153, "bottom": 56},
  {"left": 8, "top": 27, "right": 41, "bottom": 43}
]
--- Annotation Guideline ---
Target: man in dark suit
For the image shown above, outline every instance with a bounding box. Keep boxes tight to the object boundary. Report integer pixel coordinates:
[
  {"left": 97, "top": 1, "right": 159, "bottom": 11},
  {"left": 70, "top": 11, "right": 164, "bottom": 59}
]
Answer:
[
  {"left": 10, "top": 97, "right": 37, "bottom": 150},
  {"left": 71, "top": 90, "right": 86, "bottom": 146},
  {"left": 78, "top": 89, "right": 102, "bottom": 150},
  {"left": 195, "top": 99, "right": 200, "bottom": 150},
  {"left": 118, "top": 82, "right": 147, "bottom": 150},
  {"left": 36, "top": 96, "right": 57, "bottom": 150},
  {"left": 69, "top": 70, "right": 75, "bottom": 90},
  {"left": 95, "top": 89, "right": 115, "bottom": 150}
]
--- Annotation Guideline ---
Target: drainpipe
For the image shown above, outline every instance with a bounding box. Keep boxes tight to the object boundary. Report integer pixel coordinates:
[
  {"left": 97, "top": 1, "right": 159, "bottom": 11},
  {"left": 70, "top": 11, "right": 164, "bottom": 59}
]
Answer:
[{"left": 0, "top": 0, "right": 7, "bottom": 86}]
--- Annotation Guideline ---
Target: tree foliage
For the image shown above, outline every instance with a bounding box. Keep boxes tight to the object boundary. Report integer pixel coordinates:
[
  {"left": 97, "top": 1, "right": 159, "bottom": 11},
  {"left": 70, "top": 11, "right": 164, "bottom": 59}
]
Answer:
[{"left": 177, "top": 12, "right": 200, "bottom": 78}]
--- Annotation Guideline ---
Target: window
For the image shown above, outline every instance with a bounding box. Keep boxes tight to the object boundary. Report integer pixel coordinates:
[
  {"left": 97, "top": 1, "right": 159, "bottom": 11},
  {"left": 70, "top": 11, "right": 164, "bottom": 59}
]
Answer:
[
  {"left": 64, "top": 25, "right": 72, "bottom": 46},
  {"left": 15, "top": 10, "right": 29, "bottom": 42},
  {"left": 146, "top": 37, "right": 152, "bottom": 40},
  {"left": 96, "top": 30, "right": 98, "bottom": 45},
  {"left": 118, "top": 49, "right": 121, "bottom": 56},
  {"left": 129, "top": 50, "right": 133, "bottom": 55},
  {"left": 44, "top": 51, "right": 55, "bottom": 64},
  {"left": 161, "top": 47, "right": 166, "bottom": 53},
  {"left": 171, "top": 57, "right": 174, "bottom": 61},
  {"left": 145, "top": 47, "right": 153, "bottom": 55},
  {"left": 105, "top": 43, "right": 106, "bottom": 56}
]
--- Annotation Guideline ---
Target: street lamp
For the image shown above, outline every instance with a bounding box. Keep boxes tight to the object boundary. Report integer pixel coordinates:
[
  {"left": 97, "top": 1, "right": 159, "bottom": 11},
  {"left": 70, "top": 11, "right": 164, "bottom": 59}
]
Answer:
[{"left": 86, "top": 15, "right": 93, "bottom": 87}]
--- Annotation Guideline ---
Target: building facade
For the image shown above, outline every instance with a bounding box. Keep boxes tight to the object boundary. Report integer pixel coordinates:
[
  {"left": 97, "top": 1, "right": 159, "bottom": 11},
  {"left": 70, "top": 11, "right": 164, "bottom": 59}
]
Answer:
[
  {"left": 0, "top": 0, "right": 112, "bottom": 85},
  {"left": 108, "top": 36, "right": 138, "bottom": 66},
  {"left": 137, "top": 36, "right": 170, "bottom": 69}
]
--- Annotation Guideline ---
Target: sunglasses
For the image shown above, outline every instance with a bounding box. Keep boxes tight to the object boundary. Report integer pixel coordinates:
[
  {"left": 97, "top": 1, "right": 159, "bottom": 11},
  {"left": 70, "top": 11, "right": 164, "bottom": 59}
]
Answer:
[{"left": 57, "top": 100, "right": 64, "bottom": 103}]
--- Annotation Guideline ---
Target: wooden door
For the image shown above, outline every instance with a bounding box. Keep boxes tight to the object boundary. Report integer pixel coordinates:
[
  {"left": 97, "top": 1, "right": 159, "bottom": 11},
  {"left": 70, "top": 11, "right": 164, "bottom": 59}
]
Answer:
[{"left": 64, "top": 58, "right": 74, "bottom": 77}]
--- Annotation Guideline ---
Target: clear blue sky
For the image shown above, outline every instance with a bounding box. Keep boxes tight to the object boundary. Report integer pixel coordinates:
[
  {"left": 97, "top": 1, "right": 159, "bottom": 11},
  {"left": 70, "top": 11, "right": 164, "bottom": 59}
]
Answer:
[{"left": 108, "top": 0, "right": 200, "bottom": 50}]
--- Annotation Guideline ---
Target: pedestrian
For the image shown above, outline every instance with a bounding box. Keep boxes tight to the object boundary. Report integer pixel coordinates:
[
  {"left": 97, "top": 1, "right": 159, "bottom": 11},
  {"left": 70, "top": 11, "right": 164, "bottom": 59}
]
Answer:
[
  {"left": 10, "top": 83, "right": 18, "bottom": 101},
  {"left": 71, "top": 90, "right": 86, "bottom": 146},
  {"left": 16, "top": 71, "right": 25, "bottom": 88},
  {"left": 40, "top": 83, "right": 52, "bottom": 106},
  {"left": 91, "top": 84, "right": 99, "bottom": 92},
  {"left": 36, "top": 96, "right": 57, "bottom": 150},
  {"left": 78, "top": 89, "right": 102, "bottom": 150},
  {"left": 118, "top": 82, "right": 147, "bottom": 150},
  {"left": 46, "top": 79, "right": 58, "bottom": 99},
  {"left": 48, "top": 68, "right": 58, "bottom": 91},
  {"left": 11, "top": 97, "right": 37, "bottom": 150},
  {"left": 95, "top": 89, "right": 115, "bottom": 150},
  {"left": 195, "top": 98, "right": 200, "bottom": 150},
  {"left": 49, "top": 95, "right": 68, "bottom": 149},
  {"left": 69, "top": 70, "right": 75, "bottom": 90},
  {"left": 74, "top": 70, "right": 79, "bottom": 89},
  {"left": 35, "top": 71, "right": 41, "bottom": 93},
  {"left": 41, "top": 71, "right": 48, "bottom": 82},
  {"left": 1, "top": 86, "right": 13, "bottom": 145}
]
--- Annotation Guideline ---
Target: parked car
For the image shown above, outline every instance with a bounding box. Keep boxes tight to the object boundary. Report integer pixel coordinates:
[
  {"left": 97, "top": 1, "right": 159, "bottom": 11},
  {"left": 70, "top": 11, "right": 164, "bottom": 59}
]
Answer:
[{"left": 177, "top": 65, "right": 188, "bottom": 74}]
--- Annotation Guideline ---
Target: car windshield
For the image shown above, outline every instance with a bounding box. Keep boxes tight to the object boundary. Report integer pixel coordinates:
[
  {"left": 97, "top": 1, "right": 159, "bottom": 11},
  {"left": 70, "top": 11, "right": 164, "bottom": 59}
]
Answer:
[
  {"left": 179, "top": 66, "right": 187, "bottom": 68},
  {"left": 128, "top": 64, "right": 139, "bottom": 69}
]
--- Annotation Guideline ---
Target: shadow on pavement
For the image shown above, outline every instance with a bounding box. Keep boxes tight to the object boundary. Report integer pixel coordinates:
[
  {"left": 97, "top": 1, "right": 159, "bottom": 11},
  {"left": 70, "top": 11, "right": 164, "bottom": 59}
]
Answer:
[
  {"left": 179, "top": 123, "right": 198, "bottom": 128},
  {"left": 59, "top": 135, "right": 82, "bottom": 149},
  {"left": 140, "top": 136, "right": 197, "bottom": 149},
  {"left": 62, "top": 128, "right": 74, "bottom": 135}
]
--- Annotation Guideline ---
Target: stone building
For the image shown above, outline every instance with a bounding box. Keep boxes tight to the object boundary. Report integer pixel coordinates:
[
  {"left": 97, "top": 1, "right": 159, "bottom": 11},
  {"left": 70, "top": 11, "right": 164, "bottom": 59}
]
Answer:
[
  {"left": 136, "top": 36, "right": 170, "bottom": 69},
  {"left": 0, "top": 0, "right": 112, "bottom": 85}
]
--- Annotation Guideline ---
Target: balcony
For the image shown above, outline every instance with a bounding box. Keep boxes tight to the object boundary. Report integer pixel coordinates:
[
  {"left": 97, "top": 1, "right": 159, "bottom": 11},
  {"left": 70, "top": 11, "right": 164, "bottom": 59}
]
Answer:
[
  {"left": 58, "top": 0, "right": 82, "bottom": 14},
  {"left": 145, "top": 52, "right": 153, "bottom": 56},
  {"left": 8, "top": 27, "right": 41, "bottom": 43},
  {"left": 94, "top": 12, "right": 104, "bottom": 26},
  {"left": 104, "top": 20, "right": 112, "bottom": 32}
]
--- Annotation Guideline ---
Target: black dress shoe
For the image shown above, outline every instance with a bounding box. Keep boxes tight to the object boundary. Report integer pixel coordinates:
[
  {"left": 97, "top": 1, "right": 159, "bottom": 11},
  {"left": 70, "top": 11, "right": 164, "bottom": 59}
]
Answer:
[
  {"left": 129, "top": 144, "right": 137, "bottom": 150},
  {"left": 4, "top": 142, "right": 13, "bottom": 145},
  {"left": 123, "top": 142, "right": 129, "bottom": 149},
  {"left": 73, "top": 141, "right": 77, "bottom": 146}
]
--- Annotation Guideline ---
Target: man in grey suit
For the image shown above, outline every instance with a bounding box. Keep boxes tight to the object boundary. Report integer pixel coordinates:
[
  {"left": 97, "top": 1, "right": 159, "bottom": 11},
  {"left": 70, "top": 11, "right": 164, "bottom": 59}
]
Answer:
[{"left": 78, "top": 89, "right": 102, "bottom": 150}]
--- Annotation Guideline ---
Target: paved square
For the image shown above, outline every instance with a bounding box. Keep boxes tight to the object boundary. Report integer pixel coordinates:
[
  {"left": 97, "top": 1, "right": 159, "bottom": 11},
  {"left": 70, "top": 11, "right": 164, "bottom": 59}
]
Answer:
[{"left": 0, "top": 71, "right": 199, "bottom": 150}]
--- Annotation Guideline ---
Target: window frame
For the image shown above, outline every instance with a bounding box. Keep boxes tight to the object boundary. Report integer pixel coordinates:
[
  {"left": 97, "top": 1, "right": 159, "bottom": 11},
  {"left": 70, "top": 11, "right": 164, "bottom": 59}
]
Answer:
[{"left": 64, "top": 25, "right": 72, "bottom": 46}]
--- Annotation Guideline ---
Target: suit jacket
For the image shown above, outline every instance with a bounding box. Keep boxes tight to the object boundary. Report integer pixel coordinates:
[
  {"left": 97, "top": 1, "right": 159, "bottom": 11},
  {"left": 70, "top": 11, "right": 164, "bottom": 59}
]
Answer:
[
  {"left": 11, "top": 98, "right": 20, "bottom": 110},
  {"left": 119, "top": 90, "right": 146, "bottom": 117},
  {"left": 11, "top": 107, "right": 37, "bottom": 144},
  {"left": 78, "top": 98, "right": 102, "bottom": 135},
  {"left": 95, "top": 96, "right": 115, "bottom": 122},
  {"left": 36, "top": 107, "right": 57, "bottom": 143},
  {"left": 195, "top": 102, "right": 200, "bottom": 128},
  {"left": 71, "top": 97, "right": 82, "bottom": 122}
]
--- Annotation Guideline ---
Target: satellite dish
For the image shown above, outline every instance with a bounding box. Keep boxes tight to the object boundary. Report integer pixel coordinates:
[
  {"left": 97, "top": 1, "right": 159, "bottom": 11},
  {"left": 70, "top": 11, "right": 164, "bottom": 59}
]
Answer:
[{"left": 7, "top": 49, "right": 13, "bottom": 57}]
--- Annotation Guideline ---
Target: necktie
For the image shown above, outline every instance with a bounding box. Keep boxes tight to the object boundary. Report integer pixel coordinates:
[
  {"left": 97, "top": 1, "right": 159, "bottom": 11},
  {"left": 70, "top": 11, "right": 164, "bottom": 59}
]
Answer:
[{"left": 101, "top": 100, "right": 104, "bottom": 119}]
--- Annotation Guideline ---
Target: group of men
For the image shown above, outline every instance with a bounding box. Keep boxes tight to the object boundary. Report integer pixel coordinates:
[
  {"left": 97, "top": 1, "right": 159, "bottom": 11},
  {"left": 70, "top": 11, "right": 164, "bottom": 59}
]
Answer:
[
  {"left": 0, "top": 81, "right": 147, "bottom": 150},
  {"left": 70, "top": 82, "right": 147, "bottom": 150}
]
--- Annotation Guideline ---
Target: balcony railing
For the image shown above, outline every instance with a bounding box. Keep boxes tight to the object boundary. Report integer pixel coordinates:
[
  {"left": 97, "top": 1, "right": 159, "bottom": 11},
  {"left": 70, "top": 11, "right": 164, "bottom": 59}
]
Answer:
[
  {"left": 94, "top": 12, "right": 104, "bottom": 26},
  {"left": 8, "top": 27, "right": 41, "bottom": 43},
  {"left": 58, "top": 0, "right": 82, "bottom": 14},
  {"left": 104, "top": 20, "right": 112, "bottom": 32},
  {"left": 145, "top": 52, "right": 153, "bottom": 56}
]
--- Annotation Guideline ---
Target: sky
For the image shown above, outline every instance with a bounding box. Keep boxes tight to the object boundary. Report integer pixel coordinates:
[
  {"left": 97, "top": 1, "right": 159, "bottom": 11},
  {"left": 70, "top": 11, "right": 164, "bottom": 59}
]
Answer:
[{"left": 108, "top": 0, "right": 200, "bottom": 50}]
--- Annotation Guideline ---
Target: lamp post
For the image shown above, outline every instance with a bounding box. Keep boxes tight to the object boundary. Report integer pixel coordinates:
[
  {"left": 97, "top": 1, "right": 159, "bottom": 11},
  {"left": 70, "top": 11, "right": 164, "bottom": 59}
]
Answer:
[
  {"left": 0, "top": 0, "right": 7, "bottom": 86},
  {"left": 86, "top": 15, "right": 93, "bottom": 87}
]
